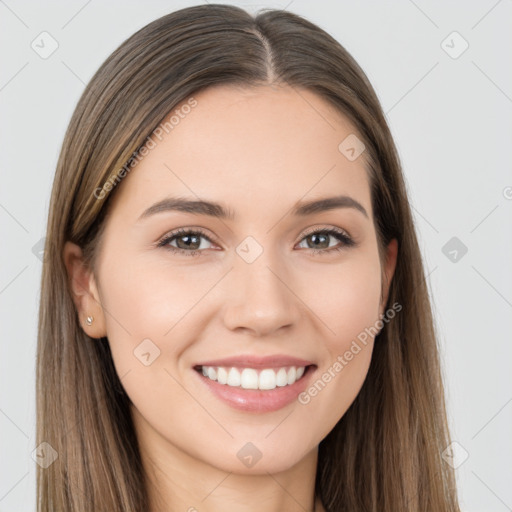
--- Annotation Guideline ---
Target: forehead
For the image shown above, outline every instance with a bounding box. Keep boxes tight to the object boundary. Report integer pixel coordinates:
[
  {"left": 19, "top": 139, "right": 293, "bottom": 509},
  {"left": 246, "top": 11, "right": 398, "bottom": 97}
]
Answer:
[{"left": 108, "top": 84, "right": 372, "bottom": 221}]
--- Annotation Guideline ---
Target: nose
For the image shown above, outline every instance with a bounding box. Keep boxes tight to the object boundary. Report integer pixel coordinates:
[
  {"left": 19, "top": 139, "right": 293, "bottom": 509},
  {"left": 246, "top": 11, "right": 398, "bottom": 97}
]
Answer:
[{"left": 222, "top": 250, "right": 301, "bottom": 337}]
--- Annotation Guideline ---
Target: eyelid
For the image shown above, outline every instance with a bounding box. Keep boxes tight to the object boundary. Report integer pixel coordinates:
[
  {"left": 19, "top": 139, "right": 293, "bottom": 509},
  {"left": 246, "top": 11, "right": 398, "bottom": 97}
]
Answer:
[
  {"left": 157, "top": 224, "right": 352, "bottom": 244},
  {"left": 156, "top": 223, "right": 356, "bottom": 255},
  {"left": 298, "top": 224, "right": 353, "bottom": 243},
  {"left": 156, "top": 226, "right": 219, "bottom": 247}
]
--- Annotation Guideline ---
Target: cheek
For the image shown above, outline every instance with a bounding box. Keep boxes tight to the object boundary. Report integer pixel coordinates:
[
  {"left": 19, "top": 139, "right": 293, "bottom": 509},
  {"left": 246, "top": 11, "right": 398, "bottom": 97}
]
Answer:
[
  {"left": 298, "top": 248, "right": 382, "bottom": 347},
  {"left": 94, "top": 255, "right": 186, "bottom": 379},
  {"left": 293, "top": 250, "right": 382, "bottom": 437},
  {"left": 98, "top": 253, "right": 205, "bottom": 343},
  {"left": 96, "top": 252, "right": 229, "bottom": 407},
  {"left": 95, "top": 258, "right": 206, "bottom": 433}
]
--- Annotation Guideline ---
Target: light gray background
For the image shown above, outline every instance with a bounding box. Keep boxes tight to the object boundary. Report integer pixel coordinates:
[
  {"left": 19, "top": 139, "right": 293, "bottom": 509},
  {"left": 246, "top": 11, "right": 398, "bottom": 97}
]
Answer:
[{"left": 1, "top": 1, "right": 511, "bottom": 510}]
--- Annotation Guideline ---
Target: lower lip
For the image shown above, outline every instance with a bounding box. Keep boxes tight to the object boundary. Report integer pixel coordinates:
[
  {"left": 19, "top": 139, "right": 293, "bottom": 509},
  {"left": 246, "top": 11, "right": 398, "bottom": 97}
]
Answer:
[{"left": 193, "top": 366, "right": 317, "bottom": 413}]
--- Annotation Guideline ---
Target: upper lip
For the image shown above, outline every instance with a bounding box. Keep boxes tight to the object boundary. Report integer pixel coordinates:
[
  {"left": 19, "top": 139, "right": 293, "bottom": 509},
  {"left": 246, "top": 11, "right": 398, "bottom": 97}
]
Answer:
[{"left": 194, "top": 354, "right": 315, "bottom": 369}]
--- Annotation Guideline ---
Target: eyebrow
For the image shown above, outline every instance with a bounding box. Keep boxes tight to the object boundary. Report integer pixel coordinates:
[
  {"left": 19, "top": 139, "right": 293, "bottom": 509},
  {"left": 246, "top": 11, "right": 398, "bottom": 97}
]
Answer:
[{"left": 138, "top": 194, "right": 369, "bottom": 221}]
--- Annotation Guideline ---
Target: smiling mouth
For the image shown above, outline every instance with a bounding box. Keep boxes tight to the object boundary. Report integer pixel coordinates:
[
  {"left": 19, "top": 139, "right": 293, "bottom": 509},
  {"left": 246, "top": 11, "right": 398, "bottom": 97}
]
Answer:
[{"left": 193, "top": 364, "right": 315, "bottom": 391}]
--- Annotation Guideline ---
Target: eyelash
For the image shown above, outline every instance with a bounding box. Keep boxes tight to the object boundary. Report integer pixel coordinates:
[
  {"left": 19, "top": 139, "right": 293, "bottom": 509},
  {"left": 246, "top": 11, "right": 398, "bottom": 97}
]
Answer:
[{"left": 156, "top": 226, "right": 355, "bottom": 257}]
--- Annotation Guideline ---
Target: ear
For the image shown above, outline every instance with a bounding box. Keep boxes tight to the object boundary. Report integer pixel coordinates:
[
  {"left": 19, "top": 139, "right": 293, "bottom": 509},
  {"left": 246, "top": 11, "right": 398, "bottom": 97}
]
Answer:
[
  {"left": 63, "top": 241, "right": 107, "bottom": 339},
  {"left": 380, "top": 238, "right": 398, "bottom": 316}
]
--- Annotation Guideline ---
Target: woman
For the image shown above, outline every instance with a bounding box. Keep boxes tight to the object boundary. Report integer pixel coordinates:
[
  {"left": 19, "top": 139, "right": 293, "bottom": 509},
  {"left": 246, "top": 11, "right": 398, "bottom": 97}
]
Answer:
[{"left": 36, "top": 4, "right": 461, "bottom": 511}]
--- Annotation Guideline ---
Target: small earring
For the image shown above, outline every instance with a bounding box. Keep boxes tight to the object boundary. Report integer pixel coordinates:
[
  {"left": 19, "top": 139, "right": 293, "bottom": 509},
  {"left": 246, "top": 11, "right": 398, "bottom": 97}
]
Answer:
[{"left": 86, "top": 315, "right": 94, "bottom": 326}]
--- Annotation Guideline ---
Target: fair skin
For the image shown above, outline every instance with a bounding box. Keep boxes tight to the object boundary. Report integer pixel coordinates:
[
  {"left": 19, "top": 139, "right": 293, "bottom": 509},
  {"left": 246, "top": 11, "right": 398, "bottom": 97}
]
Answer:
[{"left": 64, "top": 84, "right": 397, "bottom": 512}]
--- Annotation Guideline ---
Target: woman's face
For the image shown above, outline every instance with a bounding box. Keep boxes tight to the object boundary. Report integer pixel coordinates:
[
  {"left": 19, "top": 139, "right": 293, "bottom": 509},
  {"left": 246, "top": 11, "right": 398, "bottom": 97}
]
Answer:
[{"left": 73, "top": 84, "right": 396, "bottom": 475}]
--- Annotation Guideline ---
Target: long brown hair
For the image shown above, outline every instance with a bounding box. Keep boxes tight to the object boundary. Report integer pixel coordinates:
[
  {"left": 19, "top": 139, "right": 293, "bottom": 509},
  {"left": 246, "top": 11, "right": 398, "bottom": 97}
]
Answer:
[{"left": 36, "top": 4, "right": 460, "bottom": 510}]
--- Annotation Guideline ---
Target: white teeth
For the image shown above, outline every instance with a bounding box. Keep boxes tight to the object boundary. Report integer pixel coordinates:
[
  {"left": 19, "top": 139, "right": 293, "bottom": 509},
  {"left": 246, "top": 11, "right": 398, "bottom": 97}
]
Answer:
[
  {"left": 259, "top": 369, "right": 277, "bottom": 390},
  {"left": 217, "top": 367, "right": 228, "bottom": 385},
  {"left": 227, "top": 367, "right": 241, "bottom": 387},
  {"left": 241, "top": 368, "right": 259, "bottom": 389},
  {"left": 276, "top": 368, "right": 288, "bottom": 387},
  {"left": 199, "top": 365, "right": 307, "bottom": 390}
]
